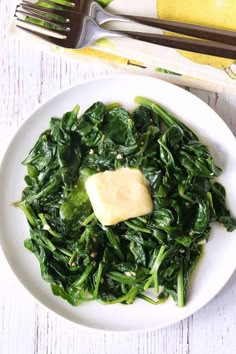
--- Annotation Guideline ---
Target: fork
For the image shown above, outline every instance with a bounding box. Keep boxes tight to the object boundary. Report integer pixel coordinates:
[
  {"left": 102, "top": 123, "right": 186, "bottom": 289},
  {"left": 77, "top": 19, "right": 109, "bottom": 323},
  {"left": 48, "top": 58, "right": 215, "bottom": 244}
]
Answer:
[
  {"left": 21, "top": 0, "right": 236, "bottom": 46},
  {"left": 15, "top": 1, "right": 236, "bottom": 59}
]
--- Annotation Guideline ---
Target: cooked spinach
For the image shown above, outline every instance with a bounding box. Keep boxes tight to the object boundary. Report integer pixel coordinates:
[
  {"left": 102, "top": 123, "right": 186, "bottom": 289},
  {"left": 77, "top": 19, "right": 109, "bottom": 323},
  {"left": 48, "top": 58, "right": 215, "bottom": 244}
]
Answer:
[{"left": 17, "top": 97, "right": 236, "bottom": 307}]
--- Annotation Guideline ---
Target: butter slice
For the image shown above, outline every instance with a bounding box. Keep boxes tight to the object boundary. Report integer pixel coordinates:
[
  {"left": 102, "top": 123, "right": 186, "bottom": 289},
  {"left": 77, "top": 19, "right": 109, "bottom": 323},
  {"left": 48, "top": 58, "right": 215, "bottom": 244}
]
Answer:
[{"left": 85, "top": 167, "right": 153, "bottom": 226}]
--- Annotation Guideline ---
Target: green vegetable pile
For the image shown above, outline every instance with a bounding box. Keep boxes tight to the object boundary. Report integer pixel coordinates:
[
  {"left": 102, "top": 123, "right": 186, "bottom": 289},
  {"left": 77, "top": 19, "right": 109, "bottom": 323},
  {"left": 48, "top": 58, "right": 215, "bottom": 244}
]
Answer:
[{"left": 18, "top": 97, "right": 236, "bottom": 307}]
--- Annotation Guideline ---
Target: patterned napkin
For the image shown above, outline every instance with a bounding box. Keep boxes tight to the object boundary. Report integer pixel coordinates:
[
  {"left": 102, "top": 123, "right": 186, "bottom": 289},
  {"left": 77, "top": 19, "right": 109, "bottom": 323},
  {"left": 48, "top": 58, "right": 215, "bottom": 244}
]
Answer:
[{"left": 11, "top": 0, "right": 236, "bottom": 93}]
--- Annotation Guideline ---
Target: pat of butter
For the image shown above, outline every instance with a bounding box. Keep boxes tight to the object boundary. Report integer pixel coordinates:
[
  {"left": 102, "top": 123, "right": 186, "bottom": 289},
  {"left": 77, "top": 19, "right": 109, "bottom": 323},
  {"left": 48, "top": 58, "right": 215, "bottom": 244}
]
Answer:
[{"left": 85, "top": 167, "right": 153, "bottom": 226}]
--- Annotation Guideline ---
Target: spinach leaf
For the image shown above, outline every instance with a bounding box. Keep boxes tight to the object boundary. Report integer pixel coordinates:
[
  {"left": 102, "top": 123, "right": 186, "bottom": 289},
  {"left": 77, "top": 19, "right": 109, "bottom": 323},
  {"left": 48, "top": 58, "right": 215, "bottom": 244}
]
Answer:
[{"left": 102, "top": 108, "right": 137, "bottom": 146}]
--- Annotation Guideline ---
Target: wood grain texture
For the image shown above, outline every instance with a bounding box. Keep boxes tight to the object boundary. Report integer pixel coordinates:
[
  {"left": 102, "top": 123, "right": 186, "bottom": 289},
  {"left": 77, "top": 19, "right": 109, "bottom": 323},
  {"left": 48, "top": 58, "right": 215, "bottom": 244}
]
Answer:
[{"left": 1, "top": 1, "right": 236, "bottom": 354}]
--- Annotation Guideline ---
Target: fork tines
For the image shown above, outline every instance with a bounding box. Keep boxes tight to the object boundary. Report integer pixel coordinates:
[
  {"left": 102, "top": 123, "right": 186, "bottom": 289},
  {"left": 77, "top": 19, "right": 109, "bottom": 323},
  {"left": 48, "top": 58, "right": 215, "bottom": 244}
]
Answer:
[
  {"left": 16, "top": 1, "right": 71, "bottom": 21},
  {"left": 21, "top": 0, "right": 80, "bottom": 12},
  {"left": 15, "top": 2, "right": 71, "bottom": 46}
]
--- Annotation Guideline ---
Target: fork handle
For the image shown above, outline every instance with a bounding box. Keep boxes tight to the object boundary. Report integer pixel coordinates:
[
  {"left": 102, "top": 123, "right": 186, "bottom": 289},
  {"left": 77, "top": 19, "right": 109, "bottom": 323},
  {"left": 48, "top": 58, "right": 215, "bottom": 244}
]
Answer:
[
  {"left": 117, "top": 31, "right": 236, "bottom": 59},
  {"left": 118, "top": 16, "right": 236, "bottom": 47},
  {"left": 89, "top": 2, "right": 236, "bottom": 47}
]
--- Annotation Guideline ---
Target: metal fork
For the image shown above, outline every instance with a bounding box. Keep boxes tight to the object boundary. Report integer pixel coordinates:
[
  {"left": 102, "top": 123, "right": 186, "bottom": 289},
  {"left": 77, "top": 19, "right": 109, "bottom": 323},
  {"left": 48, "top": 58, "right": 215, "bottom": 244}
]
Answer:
[
  {"left": 21, "top": 0, "right": 236, "bottom": 46},
  {"left": 15, "top": 3, "right": 124, "bottom": 49},
  {"left": 15, "top": 1, "right": 236, "bottom": 59},
  {"left": 18, "top": 0, "right": 132, "bottom": 24}
]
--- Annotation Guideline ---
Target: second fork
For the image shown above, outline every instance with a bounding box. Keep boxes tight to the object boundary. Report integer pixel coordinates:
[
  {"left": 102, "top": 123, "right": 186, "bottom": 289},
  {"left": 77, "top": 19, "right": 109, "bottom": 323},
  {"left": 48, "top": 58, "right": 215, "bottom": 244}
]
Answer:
[{"left": 15, "top": 2, "right": 236, "bottom": 59}]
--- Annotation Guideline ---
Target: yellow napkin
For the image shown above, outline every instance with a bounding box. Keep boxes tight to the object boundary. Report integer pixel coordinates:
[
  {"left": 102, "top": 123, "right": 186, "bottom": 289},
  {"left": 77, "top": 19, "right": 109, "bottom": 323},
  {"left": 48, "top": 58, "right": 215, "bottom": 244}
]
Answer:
[{"left": 11, "top": 0, "right": 236, "bottom": 93}]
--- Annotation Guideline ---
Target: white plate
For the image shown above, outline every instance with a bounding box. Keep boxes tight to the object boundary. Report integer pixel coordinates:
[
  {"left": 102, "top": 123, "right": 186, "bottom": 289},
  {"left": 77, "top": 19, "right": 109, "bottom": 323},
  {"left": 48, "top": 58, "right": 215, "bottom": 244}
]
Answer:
[{"left": 1, "top": 75, "right": 236, "bottom": 333}]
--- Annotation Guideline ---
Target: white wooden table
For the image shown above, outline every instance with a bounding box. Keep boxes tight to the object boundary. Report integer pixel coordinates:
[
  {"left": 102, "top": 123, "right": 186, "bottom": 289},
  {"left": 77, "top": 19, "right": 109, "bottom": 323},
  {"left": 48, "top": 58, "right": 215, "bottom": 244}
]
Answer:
[{"left": 1, "top": 1, "right": 236, "bottom": 353}]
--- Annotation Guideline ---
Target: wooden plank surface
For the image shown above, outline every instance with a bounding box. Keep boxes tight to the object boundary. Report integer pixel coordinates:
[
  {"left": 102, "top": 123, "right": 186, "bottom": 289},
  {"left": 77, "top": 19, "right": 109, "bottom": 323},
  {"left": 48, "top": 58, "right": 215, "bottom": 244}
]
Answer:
[{"left": 1, "top": 1, "right": 236, "bottom": 353}]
